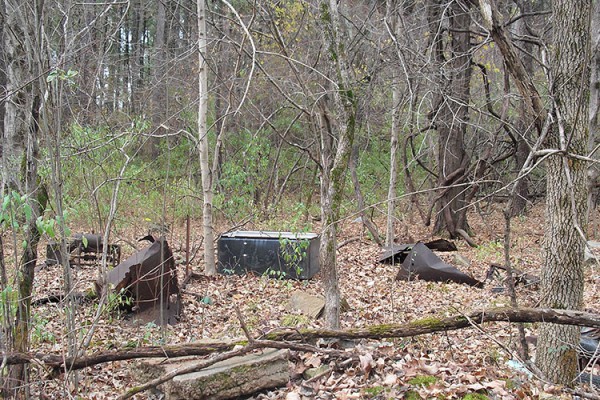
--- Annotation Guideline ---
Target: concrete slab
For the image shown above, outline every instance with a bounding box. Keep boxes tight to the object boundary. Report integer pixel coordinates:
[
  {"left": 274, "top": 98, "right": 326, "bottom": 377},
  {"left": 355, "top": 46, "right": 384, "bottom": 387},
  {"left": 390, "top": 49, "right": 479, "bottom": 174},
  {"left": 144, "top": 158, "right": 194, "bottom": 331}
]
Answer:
[{"left": 165, "top": 348, "right": 290, "bottom": 400}]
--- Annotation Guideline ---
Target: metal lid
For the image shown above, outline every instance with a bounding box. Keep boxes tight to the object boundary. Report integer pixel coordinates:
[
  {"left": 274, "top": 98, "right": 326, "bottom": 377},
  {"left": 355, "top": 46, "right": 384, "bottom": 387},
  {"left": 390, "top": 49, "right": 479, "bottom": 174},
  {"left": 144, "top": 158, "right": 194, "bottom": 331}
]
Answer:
[{"left": 221, "top": 231, "right": 318, "bottom": 240}]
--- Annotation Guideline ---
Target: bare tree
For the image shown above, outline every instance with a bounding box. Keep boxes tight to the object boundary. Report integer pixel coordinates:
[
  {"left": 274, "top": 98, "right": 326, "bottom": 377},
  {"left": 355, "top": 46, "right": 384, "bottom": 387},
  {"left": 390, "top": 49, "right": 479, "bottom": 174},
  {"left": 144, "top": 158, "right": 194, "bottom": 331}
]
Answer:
[
  {"left": 2, "top": 2, "right": 48, "bottom": 395},
  {"left": 197, "top": 0, "right": 216, "bottom": 275},
  {"left": 479, "top": 0, "right": 591, "bottom": 385},
  {"left": 535, "top": 0, "right": 591, "bottom": 385}
]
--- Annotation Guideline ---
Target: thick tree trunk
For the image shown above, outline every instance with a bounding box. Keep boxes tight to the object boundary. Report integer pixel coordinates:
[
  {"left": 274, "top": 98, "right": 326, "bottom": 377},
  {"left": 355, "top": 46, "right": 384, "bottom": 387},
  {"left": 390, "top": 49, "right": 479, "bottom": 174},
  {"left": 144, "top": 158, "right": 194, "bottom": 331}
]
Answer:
[
  {"left": 197, "top": 0, "right": 216, "bottom": 276},
  {"left": 429, "top": 0, "right": 472, "bottom": 237},
  {"left": 535, "top": 0, "right": 591, "bottom": 385},
  {"left": 2, "top": 0, "right": 32, "bottom": 192},
  {"left": 589, "top": 1, "right": 600, "bottom": 225}
]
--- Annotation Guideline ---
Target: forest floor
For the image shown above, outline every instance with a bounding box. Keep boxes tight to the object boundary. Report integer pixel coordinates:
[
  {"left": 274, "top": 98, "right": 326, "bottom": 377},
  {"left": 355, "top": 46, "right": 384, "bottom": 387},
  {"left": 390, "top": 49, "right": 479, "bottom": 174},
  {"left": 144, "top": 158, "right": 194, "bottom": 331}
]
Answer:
[{"left": 26, "top": 199, "right": 600, "bottom": 399}]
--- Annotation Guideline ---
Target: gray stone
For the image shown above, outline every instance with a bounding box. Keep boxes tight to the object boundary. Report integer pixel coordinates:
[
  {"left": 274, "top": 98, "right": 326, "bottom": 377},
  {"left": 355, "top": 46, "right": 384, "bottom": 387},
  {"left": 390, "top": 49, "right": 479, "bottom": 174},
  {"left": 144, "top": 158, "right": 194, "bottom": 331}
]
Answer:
[
  {"left": 286, "top": 290, "right": 325, "bottom": 319},
  {"left": 453, "top": 254, "right": 471, "bottom": 268},
  {"left": 165, "top": 349, "right": 289, "bottom": 400},
  {"left": 303, "top": 365, "right": 329, "bottom": 380}
]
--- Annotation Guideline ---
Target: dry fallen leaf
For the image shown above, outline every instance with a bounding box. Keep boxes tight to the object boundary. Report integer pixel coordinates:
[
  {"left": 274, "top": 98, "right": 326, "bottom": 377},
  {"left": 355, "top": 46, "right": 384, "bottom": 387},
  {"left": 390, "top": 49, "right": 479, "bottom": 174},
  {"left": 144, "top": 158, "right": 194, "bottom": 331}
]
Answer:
[
  {"left": 383, "top": 373, "right": 398, "bottom": 386},
  {"left": 359, "top": 353, "right": 374, "bottom": 376}
]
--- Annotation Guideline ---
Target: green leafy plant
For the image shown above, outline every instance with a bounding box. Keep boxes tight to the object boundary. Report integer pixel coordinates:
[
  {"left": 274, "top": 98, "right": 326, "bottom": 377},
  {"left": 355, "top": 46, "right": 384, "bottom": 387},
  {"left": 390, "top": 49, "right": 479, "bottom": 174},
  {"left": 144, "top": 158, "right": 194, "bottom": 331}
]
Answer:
[
  {"left": 103, "top": 287, "right": 134, "bottom": 319},
  {"left": 363, "top": 385, "right": 387, "bottom": 397},
  {"left": 279, "top": 235, "right": 310, "bottom": 278},
  {"left": 408, "top": 375, "right": 438, "bottom": 387},
  {"left": 31, "top": 314, "right": 56, "bottom": 345}
]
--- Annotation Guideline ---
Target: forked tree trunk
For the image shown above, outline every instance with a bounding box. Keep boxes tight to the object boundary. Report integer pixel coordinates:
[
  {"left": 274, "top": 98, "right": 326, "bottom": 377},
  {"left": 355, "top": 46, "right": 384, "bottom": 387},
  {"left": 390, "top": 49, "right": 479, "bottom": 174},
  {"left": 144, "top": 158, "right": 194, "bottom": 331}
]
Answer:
[
  {"left": 429, "top": 0, "right": 472, "bottom": 237},
  {"left": 535, "top": 0, "right": 591, "bottom": 385}
]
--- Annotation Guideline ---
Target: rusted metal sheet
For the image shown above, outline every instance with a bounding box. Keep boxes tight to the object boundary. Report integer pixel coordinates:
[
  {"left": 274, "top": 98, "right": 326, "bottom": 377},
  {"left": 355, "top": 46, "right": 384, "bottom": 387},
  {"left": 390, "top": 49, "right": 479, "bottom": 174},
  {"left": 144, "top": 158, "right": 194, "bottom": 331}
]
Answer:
[
  {"left": 103, "top": 236, "right": 181, "bottom": 324},
  {"left": 382, "top": 242, "right": 483, "bottom": 288},
  {"left": 378, "top": 239, "right": 457, "bottom": 264},
  {"left": 46, "top": 233, "right": 121, "bottom": 267}
]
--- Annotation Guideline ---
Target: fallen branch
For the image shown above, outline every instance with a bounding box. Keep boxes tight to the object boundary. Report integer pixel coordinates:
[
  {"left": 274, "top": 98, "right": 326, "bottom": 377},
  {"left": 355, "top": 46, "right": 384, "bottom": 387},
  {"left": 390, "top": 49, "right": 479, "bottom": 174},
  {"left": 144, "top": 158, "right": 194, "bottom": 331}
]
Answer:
[
  {"left": 455, "top": 228, "right": 478, "bottom": 248},
  {"left": 6, "top": 307, "right": 600, "bottom": 373},
  {"left": 337, "top": 236, "right": 361, "bottom": 250}
]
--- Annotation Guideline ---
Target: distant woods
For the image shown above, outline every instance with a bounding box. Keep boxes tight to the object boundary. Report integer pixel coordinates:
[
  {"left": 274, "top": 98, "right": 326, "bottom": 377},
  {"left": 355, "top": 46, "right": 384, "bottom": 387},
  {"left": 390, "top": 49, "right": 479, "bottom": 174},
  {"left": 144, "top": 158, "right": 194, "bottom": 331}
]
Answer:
[{"left": 0, "top": 1, "right": 566, "bottom": 232}]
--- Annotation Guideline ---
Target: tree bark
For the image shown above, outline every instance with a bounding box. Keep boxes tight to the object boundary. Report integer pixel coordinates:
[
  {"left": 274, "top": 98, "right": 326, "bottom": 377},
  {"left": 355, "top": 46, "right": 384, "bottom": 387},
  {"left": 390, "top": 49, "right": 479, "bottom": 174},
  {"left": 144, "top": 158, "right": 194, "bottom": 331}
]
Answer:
[
  {"left": 535, "top": 0, "right": 591, "bottom": 386},
  {"left": 386, "top": 1, "right": 401, "bottom": 246},
  {"left": 197, "top": 0, "right": 216, "bottom": 276},
  {"left": 145, "top": 0, "right": 167, "bottom": 158},
  {"left": 319, "top": 0, "right": 357, "bottom": 329},
  {"left": 477, "top": 0, "right": 545, "bottom": 134},
  {"left": 429, "top": 0, "right": 472, "bottom": 237},
  {"left": 509, "top": 0, "right": 536, "bottom": 217}
]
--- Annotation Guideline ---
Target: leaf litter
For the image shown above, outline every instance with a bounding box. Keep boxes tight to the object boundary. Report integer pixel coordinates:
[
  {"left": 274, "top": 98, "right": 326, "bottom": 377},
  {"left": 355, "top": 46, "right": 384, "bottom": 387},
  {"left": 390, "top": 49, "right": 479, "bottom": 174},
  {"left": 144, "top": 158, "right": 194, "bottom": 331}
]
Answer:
[{"left": 22, "top": 202, "right": 600, "bottom": 399}]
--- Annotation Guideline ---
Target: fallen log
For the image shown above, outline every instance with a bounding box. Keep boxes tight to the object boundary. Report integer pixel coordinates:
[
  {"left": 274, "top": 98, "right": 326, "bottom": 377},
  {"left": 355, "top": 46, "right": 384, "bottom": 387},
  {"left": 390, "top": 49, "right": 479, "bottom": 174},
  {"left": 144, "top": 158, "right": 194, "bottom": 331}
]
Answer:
[{"left": 7, "top": 307, "right": 600, "bottom": 373}]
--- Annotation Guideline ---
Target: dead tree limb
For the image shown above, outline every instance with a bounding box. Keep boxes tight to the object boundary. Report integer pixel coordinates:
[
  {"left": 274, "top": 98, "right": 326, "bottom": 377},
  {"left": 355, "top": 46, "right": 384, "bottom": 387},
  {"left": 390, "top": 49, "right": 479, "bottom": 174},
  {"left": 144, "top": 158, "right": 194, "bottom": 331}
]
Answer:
[{"left": 6, "top": 307, "right": 600, "bottom": 374}]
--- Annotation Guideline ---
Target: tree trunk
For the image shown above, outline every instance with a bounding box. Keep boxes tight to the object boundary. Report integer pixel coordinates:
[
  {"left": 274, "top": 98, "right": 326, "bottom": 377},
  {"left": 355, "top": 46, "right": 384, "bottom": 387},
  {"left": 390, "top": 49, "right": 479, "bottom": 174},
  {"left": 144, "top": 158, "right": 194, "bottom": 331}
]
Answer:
[
  {"left": 589, "top": 0, "right": 600, "bottom": 226},
  {"left": 319, "top": 0, "right": 356, "bottom": 329},
  {"left": 386, "top": 1, "right": 400, "bottom": 246},
  {"left": 349, "top": 146, "right": 382, "bottom": 246},
  {"left": 197, "top": 0, "right": 216, "bottom": 276},
  {"left": 4, "top": 307, "right": 600, "bottom": 374},
  {"left": 429, "top": 0, "right": 472, "bottom": 237},
  {"left": 535, "top": 0, "right": 591, "bottom": 385},
  {"left": 3, "top": 13, "right": 46, "bottom": 389},
  {"left": 509, "top": 0, "right": 535, "bottom": 217},
  {"left": 145, "top": 0, "right": 167, "bottom": 158}
]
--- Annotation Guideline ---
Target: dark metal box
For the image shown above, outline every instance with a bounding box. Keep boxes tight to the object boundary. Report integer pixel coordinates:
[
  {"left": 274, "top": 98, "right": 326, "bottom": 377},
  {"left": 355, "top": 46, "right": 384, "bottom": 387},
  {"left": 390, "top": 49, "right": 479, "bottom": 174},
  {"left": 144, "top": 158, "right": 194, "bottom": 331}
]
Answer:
[{"left": 217, "top": 231, "right": 320, "bottom": 279}]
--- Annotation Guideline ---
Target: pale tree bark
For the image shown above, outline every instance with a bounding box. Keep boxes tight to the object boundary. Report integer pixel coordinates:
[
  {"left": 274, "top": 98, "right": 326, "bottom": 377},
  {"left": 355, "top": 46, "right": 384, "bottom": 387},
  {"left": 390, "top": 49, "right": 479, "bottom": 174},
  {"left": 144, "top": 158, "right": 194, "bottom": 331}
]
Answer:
[
  {"left": 589, "top": 0, "right": 600, "bottom": 223},
  {"left": 197, "top": 0, "right": 216, "bottom": 276},
  {"left": 146, "top": 0, "right": 167, "bottom": 158},
  {"left": 319, "top": 0, "right": 356, "bottom": 329},
  {"left": 385, "top": 0, "right": 400, "bottom": 247},
  {"left": 2, "top": 0, "right": 33, "bottom": 192},
  {"left": 535, "top": 0, "right": 591, "bottom": 385}
]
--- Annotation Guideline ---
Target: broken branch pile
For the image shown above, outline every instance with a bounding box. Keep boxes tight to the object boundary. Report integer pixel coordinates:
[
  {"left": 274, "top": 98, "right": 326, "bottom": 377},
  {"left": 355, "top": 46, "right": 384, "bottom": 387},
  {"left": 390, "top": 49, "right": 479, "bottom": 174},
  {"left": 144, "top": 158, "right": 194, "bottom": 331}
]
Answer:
[{"left": 7, "top": 307, "right": 600, "bottom": 374}]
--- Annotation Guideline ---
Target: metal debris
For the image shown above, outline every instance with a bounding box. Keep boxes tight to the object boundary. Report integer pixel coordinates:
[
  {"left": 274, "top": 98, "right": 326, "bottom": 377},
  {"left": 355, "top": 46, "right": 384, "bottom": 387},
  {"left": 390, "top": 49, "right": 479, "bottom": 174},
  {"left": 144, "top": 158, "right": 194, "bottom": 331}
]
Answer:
[
  {"left": 217, "top": 231, "right": 320, "bottom": 279},
  {"left": 381, "top": 242, "right": 483, "bottom": 287},
  {"left": 100, "top": 236, "right": 181, "bottom": 324},
  {"left": 378, "top": 239, "right": 457, "bottom": 264},
  {"left": 46, "top": 233, "right": 121, "bottom": 267}
]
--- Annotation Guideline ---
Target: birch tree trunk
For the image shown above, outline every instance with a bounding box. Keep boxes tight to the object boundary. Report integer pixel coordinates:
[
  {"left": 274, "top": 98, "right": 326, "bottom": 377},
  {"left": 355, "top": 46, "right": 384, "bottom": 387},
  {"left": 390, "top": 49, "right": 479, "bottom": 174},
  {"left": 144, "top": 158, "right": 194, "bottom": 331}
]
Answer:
[
  {"left": 197, "top": 0, "right": 216, "bottom": 275},
  {"left": 535, "top": 0, "right": 591, "bottom": 385}
]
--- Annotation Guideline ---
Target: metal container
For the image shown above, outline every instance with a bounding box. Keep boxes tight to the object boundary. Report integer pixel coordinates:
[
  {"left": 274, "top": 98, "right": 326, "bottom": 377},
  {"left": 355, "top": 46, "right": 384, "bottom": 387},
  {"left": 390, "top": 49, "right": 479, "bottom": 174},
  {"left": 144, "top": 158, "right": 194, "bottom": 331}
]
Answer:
[{"left": 217, "top": 231, "right": 320, "bottom": 279}]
